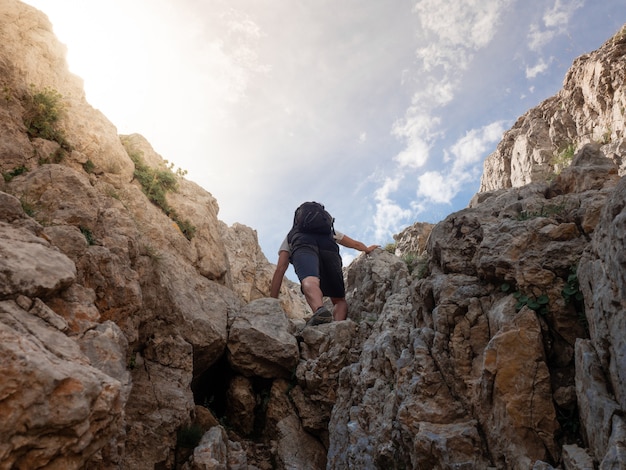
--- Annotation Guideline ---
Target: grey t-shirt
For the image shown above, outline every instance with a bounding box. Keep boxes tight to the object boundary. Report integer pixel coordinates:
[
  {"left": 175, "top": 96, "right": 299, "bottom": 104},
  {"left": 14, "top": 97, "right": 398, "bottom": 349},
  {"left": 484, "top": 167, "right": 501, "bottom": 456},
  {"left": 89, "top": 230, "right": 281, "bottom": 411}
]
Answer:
[{"left": 278, "top": 230, "right": 344, "bottom": 255}]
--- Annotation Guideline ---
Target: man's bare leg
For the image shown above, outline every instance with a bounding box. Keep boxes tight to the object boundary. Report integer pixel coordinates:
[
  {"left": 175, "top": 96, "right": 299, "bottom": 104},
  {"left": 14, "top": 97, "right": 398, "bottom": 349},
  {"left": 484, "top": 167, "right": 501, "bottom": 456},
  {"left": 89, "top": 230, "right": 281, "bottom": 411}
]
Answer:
[{"left": 331, "top": 297, "right": 348, "bottom": 321}]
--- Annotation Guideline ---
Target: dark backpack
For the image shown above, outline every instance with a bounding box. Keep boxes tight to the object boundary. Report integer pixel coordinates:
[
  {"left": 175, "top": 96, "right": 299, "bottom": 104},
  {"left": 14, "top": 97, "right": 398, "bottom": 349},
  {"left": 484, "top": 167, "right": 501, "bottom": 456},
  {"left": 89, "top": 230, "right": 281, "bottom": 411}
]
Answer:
[{"left": 290, "top": 202, "right": 335, "bottom": 235}]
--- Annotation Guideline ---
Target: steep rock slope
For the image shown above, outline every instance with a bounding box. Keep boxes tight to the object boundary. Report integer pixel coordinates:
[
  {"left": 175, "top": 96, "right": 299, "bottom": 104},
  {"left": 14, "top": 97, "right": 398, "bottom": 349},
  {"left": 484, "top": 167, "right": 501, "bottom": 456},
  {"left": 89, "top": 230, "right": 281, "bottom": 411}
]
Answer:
[
  {"left": 480, "top": 27, "right": 626, "bottom": 191},
  {"left": 331, "top": 145, "right": 623, "bottom": 469},
  {"left": 0, "top": 2, "right": 307, "bottom": 469}
]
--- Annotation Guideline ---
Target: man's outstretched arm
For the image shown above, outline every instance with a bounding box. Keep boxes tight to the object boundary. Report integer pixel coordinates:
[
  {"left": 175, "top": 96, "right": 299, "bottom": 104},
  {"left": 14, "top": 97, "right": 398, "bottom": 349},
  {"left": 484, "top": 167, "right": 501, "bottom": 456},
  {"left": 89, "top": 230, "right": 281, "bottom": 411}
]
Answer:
[
  {"left": 270, "top": 250, "right": 290, "bottom": 298},
  {"left": 338, "top": 235, "right": 379, "bottom": 254}
]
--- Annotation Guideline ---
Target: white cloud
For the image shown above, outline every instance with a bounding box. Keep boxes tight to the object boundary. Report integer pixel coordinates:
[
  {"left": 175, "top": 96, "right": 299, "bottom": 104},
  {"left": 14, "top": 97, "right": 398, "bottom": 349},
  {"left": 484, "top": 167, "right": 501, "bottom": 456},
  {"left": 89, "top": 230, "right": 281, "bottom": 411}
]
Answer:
[
  {"left": 411, "top": 0, "right": 514, "bottom": 74},
  {"left": 371, "top": 1, "right": 514, "bottom": 235},
  {"left": 417, "top": 171, "right": 455, "bottom": 204},
  {"left": 372, "top": 176, "right": 412, "bottom": 241},
  {"left": 392, "top": 108, "right": 438, "bottom": 168},
  {"left": 543, "top": 0, "right": 584, "bottom": 29},
  {"left": 528, "top": 0, "right": 584, "bottom": 52},
  {"left": 416, "top": 43, "right": 472, "bottom": 73},
  {"left": 415, "top": 121, "right": 506, "bottom": 205},
  {"left": 413, "top": 0, "right": 512, "bottom": 50},
  {"left": 525, "top": 57, "right": 552, "bottom": 79},
  {"left": 392, "top": 1, "right": 511, "bottom": 171},
  {"left": 528, "top": 23, "right": 556, "bottom": 52},
  {"left": 451, "top": 121, "right": 507, "bottom": 173},
  {"left": 393, "top": 135, "right": 431, "bottom": 169},
  {"left": 391, "top": 78, "right": 454, "bottom": 168}
]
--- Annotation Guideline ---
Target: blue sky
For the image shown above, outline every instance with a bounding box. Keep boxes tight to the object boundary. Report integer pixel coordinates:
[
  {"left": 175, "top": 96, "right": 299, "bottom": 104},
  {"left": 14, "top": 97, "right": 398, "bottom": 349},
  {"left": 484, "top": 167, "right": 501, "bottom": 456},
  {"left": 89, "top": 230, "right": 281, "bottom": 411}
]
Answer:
[{"left": 23, "top": 0, "right": 626, "bottom": 276}]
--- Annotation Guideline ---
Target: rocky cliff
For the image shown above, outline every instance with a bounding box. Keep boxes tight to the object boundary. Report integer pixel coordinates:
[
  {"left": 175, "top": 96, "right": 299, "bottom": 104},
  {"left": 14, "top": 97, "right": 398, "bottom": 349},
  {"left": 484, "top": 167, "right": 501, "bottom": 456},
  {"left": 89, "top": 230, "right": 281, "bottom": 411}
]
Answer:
[
  {"left": 480, "top": 27, "right": 626, "bottom": 191},
  {"left": 0, "top": 2, "right": 307, "bottom": 469},
  {"left": 1, "top": 1, "right": 625, "bottom": 469}
]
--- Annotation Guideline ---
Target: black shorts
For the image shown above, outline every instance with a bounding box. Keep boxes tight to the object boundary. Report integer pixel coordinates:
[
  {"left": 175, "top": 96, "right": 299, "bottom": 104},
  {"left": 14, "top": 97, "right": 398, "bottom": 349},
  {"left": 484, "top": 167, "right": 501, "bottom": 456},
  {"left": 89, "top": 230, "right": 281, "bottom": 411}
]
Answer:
[{"left": 290, "top": 233, "right": 345, "bottom": 298}]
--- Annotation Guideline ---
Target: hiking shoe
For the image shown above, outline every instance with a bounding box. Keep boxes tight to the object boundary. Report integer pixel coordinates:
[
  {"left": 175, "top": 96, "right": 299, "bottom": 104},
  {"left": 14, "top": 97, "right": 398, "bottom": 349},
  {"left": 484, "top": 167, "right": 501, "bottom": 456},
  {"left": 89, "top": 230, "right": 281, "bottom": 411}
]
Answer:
[{"left": 307, "top": 307, "right": 333, "bottom": 326}]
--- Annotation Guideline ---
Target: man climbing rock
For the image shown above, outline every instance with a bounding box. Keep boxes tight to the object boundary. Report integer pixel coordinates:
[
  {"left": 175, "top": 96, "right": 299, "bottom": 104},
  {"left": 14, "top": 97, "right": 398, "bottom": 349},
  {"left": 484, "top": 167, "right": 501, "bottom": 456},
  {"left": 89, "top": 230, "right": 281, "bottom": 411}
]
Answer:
[{"left": 270, "top": 201, "right": 379, "bottom": 325}]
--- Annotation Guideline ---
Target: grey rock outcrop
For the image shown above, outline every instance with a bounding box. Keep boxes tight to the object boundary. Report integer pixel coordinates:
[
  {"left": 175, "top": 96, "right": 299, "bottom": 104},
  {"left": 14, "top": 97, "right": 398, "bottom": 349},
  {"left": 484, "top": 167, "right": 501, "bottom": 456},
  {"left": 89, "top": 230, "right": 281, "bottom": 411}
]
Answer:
[
  {"left": 480, "top": 27, "right": 626, "bottom": 191},
  {"left": 327, "top": 145, "right": 623, "bottom": 468}
]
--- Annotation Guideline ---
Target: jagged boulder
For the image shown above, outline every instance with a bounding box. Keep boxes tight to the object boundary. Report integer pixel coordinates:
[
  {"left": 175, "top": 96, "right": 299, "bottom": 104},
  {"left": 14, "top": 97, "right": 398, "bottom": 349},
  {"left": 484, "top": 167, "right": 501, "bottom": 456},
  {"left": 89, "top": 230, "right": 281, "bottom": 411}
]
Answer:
[
  {"left": 392, "top": 220, "right": 434, "bottom": 256},
  {"left": 183, "top": 426, "right": 248, "bottom": 470},
  {"left": 265, "top": 379, "right": 327, "bottom": 470},
  {"left": 344, "top": 248, "right": 410, "bottom": 322},
  {"left": 0, "top": 299, "right": 127, "bottom": 470},
  {"left": 227, "top": 298, "right": 299, "bottom": 379},
  {"left": 0, "top": 212, "right": 76, "bottom": 298}
]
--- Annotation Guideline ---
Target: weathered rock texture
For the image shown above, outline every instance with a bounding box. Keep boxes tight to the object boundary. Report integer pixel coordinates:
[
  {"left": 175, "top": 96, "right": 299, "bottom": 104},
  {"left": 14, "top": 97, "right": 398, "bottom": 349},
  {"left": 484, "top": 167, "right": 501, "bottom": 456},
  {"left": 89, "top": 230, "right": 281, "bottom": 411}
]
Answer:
[
  {"left": 1, "top": 2, "right": 626, "bottom": 469},
  {"left": 480, "top": 26, "right": 626, "bottom": 191},
  {"left": 328, "top": 143, "right": 624, "bottom": 469},
  {"left": 0, "top": 2, "right": 307, "bottom": 469}
]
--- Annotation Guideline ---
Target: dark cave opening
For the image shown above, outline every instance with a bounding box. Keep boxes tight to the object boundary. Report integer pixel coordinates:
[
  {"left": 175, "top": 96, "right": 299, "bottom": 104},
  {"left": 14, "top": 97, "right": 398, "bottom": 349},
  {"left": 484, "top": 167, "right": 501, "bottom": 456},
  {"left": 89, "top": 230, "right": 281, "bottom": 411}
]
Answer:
[
  {"left": 191, "top": 354, "right": 233, "bottom": 419},
  {"left": 190, "top": 354, "right": 275, "bottom": 440}
]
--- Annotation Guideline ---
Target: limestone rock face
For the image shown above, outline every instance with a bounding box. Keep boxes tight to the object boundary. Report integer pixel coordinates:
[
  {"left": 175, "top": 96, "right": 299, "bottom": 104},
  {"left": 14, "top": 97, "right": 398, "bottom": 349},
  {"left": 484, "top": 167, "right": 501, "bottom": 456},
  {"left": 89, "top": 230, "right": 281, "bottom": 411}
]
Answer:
[
  {"left": 480, "top": 27, "right": 626, "bottom": 191},
  {"left": 392, "top": 220, "right": 434, "bottom": 256},
  {"left": 0, "top": 0, "right": 134, "bottom": 183},
  {"left": 0, "top": 2, "right": 293, "bottom": 468},
  {"left": 220, "top": 222, "right": 309, "bottom": 318},
  {"left": 227, "top": 298, "right": 299, "bottom": 379},
  {"left": 0, "top": 211, "right": 128, "bottom": 469},
  {"left": 577, "top": 171, "right": 626, "bottom": 469},
  {"left": 328, "top": 147, "right": 622, "bottom": 468}
]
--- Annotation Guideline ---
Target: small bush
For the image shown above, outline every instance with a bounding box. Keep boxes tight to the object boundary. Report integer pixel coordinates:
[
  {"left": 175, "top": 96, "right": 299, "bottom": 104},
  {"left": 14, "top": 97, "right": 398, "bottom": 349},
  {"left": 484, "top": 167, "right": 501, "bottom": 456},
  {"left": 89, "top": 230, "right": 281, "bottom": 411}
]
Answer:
[
  {"left": 2, "top": 165, "right": 28, "bottom": 182},
  {"left": 22, "top": 86, "right": 72, "bottom": 152},
  {"left": 80, "top": 226, "right": 96, "bottom": 245},
  {"left": 403, "top": 252, "right": 429, "bottom": 278},
  {"left": 562, "top": 267, "right": 587, "bottom": 332},
  {"left": 513, "top": 291, "right": 549, "bottom": 316},
  {"left": 20, "top": 198, "right": 35, "bottom": 217},
  {"left": 2, "top": 85, "right": 12, "bottom": 103},
  {"left": 125, "top": 147, "right": 197, "bottom": 241},
  {"left": 557, "top": 143, "right": 575, "bottom": 162},
  {"left": 551, "top": 143, "right": 576, "bottom": 174},
  {"left": 384, "top": 242, "right": 397, "bottom": 254},
  {"left": 141, "top": 243, "right": 163, "bottom": 263},
  {"left": 516, "top": 203, "right": 566, "bottom": 221},
  {"left": 175, "top": 218, "right": 197, "bottom": 240},
  {"left": 130, "top": 152, "right": 178, "bottom": 211},
  {"left": 83, "top": 159, "right": 96, "bottom": 174}
]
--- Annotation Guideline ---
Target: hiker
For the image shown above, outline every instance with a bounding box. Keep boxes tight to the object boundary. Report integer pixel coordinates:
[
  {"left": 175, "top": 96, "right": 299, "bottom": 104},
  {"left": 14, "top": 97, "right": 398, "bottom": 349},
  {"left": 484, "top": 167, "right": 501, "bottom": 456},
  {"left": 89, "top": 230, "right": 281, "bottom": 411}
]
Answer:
[{"left": 270, "top": 202, "right": 379, "bottom": 325}]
